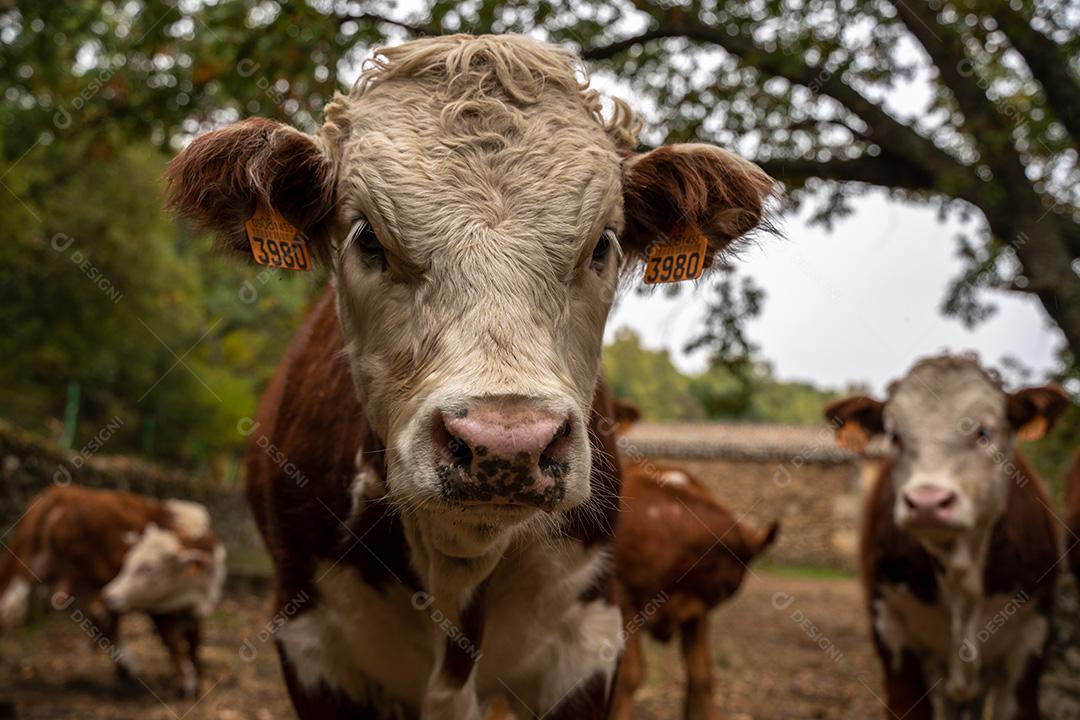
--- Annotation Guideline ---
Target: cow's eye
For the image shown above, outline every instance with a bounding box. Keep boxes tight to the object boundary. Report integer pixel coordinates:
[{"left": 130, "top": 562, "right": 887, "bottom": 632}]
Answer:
[
  {"left": 591, "top": 228, "right": 617, "bottom": 270},
  {"left": 974, "top": 424, "right": 993, "bottom": 444},
  {"left": 887, "top": 430, "right": 903, "bottom": 450},
  {"left": 348, "top": 217, "right": 386, "bottom": 270}
]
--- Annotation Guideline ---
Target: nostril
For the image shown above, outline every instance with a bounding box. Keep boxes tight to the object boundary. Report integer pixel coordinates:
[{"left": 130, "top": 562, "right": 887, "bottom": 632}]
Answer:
[
  {"left": 449, "top": 436, "right": 473, "bottom": 468},
  {"left": 433, "top": 415, "right": 474, "bottom": 470},
  {"left": 903, "top": 494, "right": 918, "bottom": 510},
  {"left": 538, "top": 421, "right": 572, "bottom": 478},
  {"left": 937, "top": 493, "right": 957, "bottom": 510}
]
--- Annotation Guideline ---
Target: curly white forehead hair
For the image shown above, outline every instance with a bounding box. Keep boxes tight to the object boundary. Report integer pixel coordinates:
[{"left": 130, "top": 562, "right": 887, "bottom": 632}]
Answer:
[{"left": 345, "top": 33, "right": 641, "bottom": 151}]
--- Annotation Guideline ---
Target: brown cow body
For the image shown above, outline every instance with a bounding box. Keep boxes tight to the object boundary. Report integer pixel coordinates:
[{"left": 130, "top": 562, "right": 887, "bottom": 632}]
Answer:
[
  {"left": 0, "top": 485, "right": 225, "bottom": 696},
  {"left": 1067, "top": 450, "right": 1080, "bottom": 585},
  {"left": 828, "top": 355, "right": 1069, "bottom": 719},
  {"left": 611, "top": 461, "right": 778, "bottom": 720}
]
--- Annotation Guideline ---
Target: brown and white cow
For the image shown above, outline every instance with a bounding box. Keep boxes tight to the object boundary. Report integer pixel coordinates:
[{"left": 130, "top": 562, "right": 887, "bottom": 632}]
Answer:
[
  {"left": 826, "top": 355, "right": 1069, "bottom": 719},
  {"left": 608, "top": 402, "right": 778, "bottom": 720},
  {"left": 1067, "top": 450, "right": 1080, "bottom": 586},
  {"left": 0, "top": 485, "right": 226, "bottom": 697},
  {"left": 165, "top": 34, "right": 774, "bottom": 719}
]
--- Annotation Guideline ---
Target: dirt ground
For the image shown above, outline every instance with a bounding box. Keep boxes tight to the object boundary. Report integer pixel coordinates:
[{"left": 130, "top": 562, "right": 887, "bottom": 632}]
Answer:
[{"left": 2, "top": 569, "right": 1072, "bottom": 720}]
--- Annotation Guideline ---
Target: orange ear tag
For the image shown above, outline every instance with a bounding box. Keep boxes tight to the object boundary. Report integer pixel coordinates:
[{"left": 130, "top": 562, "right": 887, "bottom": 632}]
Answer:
[
  {"left": 642, "top": 230, "right": 708, "bottom": 285},
  {"left": 244, "top": 206, "right": 311, "bottom": 271}
]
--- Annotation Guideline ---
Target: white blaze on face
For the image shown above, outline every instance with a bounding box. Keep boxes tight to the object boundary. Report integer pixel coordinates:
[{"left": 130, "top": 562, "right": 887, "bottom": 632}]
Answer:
[
  {"left": 326, "top": 40, "right": 628, "bottom": 527},
  {"left": 885, "top": 357, "right": 1013, "bottom": 536},
  {"left": 102, "top": 522, "right": 226, "bottom": 616}
]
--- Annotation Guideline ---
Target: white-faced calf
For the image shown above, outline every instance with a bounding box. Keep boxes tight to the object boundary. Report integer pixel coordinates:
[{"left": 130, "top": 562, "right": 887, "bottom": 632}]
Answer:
[
  {"left": 165, "top": 34, "right": 774, "bottom": 719},
  {"left": 826, "top": 355, "right": 1069, "bottom": 719},
  {"left": 0, "top": 485, "right": 226, "bottom": 697}
]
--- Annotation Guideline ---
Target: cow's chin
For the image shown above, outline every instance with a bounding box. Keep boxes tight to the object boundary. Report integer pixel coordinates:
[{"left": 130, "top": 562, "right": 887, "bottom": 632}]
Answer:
[
  {"left": 387, "top": 466, "right": 592, "bottom": 522},
  {"left": 894, "top": 506, "right": 974, "bottom": 546}
]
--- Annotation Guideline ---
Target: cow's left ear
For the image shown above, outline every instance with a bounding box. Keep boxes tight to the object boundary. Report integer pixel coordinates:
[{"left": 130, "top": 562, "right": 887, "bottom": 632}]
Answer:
[
  {"left": 622, "top": 144, "right": 775, "bottom": 262},
  {"left": 1007, "top": 385, "right": 1071, "bottom": 442},
  {"left": 825, "top": 395, "right": 886, "bottom": 454}
]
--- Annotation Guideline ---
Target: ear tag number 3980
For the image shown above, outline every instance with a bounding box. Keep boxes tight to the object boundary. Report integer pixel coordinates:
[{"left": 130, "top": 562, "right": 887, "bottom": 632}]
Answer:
[
  {"left": 244, "top": 206, "right": 311, "bottom": 272},
  {"left": 643, "top": 231, "right": 708, "bottom": 285}
]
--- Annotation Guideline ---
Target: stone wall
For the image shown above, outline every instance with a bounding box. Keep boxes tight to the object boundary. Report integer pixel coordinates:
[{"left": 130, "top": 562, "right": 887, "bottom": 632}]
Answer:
[
  {"left": 0, "top": 420, "right": 269, "bottom": 577},
  {"left": 639, "top": 454, "right": 872, "bottom": 571}
]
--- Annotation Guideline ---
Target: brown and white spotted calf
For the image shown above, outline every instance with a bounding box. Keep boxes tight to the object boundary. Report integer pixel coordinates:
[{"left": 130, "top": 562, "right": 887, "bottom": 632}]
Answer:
[
  {"left": 608, "top": 402, "right": 778, "bottom": 720},
  {"left": 0, "top": 485, "right": 226, "bottom": 697},
  {"left": 826, "top": 355, "right": 1070, "bottom": 720},
  {"left": 164, "top": 34, "right": 774, "bottom": 720},
  {"left": 1067, "top": 450, "right": 1080, "bottom": 585}
]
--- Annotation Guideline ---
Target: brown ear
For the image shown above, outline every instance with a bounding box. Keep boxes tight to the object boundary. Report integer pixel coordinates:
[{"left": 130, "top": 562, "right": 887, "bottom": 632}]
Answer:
[
  {"left": 751, "top": 520, "right": 780, "bottom": 557},
  {"left": 824, "top": 396, "right": 886, "bottom": 454},
  {"left": 1007, "top": 385, "right": 1071, "bottom": 442},
  {"left": 613, "top": 399, "right": 641, "bottom": 435},
  {"left": 622, "top": 144, "right": 775, "bottom": 262},
  {"left": 165, "top": 118, "right": 335, "bottom": 262}
]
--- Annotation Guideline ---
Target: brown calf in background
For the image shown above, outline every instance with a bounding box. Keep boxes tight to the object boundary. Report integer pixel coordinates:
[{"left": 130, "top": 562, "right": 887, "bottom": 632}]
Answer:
[
  {"left": 0, "top": 485, "right": 225, "bottom": 697},
  {"left": 610, "top": 401, "right": 779, "bottom": 720}
]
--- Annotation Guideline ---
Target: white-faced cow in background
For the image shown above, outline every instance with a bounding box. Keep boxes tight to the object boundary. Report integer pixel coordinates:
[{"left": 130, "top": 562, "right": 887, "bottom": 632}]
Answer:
[
  {"left": 826, "top": 354, "right": 1069, "bottom": 720},
  {"left": 165, "top": 34, "right": 774, "bottom": 719},
  {"left": 0, "top": 485, "right": 226, "bottom": 697}
]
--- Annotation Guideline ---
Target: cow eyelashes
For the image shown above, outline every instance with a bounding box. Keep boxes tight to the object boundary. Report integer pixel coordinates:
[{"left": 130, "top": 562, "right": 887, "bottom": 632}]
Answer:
[
  {"left": 590, "top": 228, "right": 617, "bottom": 271},
  {"left": 348, "top": 217, "right": 387, "bottom": 270}
]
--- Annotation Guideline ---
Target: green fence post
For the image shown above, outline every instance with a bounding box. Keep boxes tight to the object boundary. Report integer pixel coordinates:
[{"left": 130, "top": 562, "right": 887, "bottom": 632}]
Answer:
[
  {"left": 142, "top": 416, "right": 156, "bottom": 457},
  {"left": 59, "top": 381, "right": 80, "bottom": 450}
]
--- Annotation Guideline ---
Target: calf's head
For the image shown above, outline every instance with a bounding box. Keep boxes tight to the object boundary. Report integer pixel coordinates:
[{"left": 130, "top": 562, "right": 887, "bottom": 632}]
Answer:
[
  {"left": 827, "top": 355, "right": 1068, "bottom": 542},
  {"left": 167, "top": 35, "right": 773, "bottom": 535},
  {"left": 103, "top": 523, "right": 225, "bottom": 616}
]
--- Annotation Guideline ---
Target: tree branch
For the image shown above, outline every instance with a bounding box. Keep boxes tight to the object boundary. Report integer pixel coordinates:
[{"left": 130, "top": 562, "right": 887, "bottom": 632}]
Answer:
[
  {"left": 890, "top": 1, "right": 1016, "bottom": 152},
  {"left": 581, "top": 28, "right": 673, "bottom": 60},
  {"left": 340, "top": 12, "right": 439, "bottom": 37},
  {"left": 993, "top": 2, "right": 1080, "bottom": 146},
  {"left": 758, "top": 153, "right": 937, "bottom": 193},
  {"left": 891, "top": 2, "right": 1067, "bottom": 232},
  {"left": 584, "top": 15, "right": 974, "bottom": 188}
]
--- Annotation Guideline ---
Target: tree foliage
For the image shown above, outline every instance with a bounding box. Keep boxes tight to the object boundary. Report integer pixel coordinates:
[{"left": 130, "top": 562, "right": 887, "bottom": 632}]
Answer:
[
  {"left": 604, "top": 329, "right": 839, "bottom": 425},
  {"left": 0, "top": 133, "right": 316, "bottom": 466},
  {"left": 5, "top": 1, "right": 1079, "bottom": 357},
  {"left": 2, "top": 0, "right": 1077, "bottom": 470}
]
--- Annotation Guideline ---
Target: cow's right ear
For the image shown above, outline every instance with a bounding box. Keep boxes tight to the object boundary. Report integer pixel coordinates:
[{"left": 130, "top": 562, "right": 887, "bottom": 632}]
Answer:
[
  {"left": 824, "top": 396, "right": 886, "bottom": 454},
  {"left": 165, "top": 118, "right": 335, "bottom": 262},
  {"left": 1007, "top": 385, "right": 1071, "bottom": 442}
]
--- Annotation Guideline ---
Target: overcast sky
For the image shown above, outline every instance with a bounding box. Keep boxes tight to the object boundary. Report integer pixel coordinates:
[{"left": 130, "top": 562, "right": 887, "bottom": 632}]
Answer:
[{"left": 605, "top": 192, "right": 1064, "bottom": 394}]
